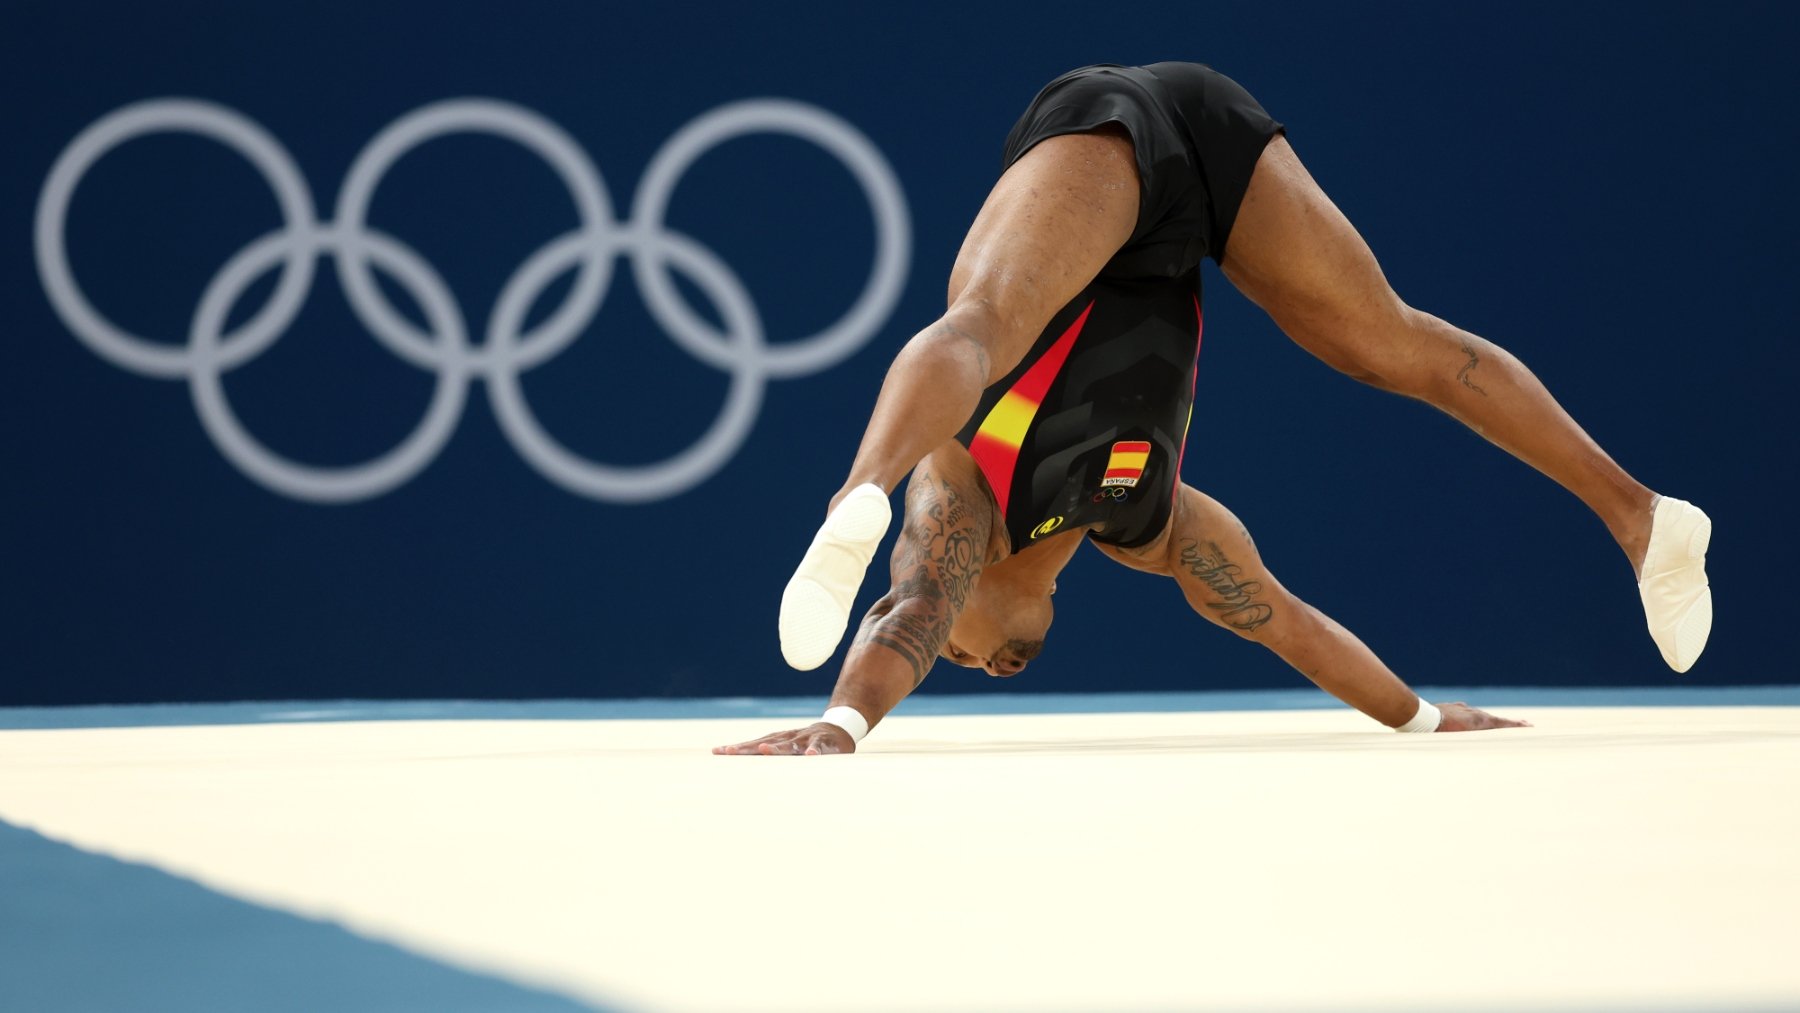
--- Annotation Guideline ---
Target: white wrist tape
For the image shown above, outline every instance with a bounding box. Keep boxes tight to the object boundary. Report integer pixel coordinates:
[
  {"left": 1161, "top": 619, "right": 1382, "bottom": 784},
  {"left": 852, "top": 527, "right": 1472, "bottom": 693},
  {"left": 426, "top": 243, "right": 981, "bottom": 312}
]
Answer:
[
  {"left": 820, "top": 705, "right": 870, "bottom": 743},
  {"left": 1396, "top": 698, "right": 1442, "bottom": 733}
]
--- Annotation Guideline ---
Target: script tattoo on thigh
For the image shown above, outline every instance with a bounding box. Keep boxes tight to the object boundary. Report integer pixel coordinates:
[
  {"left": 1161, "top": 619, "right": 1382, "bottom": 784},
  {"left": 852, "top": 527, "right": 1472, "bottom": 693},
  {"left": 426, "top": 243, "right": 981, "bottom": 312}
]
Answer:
[
  {"left": 1178, "top": 539, "right": 1274, "bottom": 632},
  {"left": 854, "top": 476, "right": 987, "bottom": 687},
  {"left": 1457, "top": 340, "right": 1489, "bottom": 397}
]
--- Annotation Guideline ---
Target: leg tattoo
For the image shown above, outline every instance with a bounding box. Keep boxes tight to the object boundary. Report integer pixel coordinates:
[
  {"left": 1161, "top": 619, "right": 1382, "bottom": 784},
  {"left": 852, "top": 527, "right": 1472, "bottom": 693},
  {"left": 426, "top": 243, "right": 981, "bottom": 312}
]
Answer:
[{"left": 1457, "top": 340, "right": 1489, "bottom": 397}]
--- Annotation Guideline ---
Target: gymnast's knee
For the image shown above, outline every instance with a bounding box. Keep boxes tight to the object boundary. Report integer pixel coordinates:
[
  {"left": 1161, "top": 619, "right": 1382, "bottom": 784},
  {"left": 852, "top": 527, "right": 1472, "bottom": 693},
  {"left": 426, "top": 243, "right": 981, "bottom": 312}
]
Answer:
[{"left": 1319, "top": 303, "right": 1473, "bottom": 399}]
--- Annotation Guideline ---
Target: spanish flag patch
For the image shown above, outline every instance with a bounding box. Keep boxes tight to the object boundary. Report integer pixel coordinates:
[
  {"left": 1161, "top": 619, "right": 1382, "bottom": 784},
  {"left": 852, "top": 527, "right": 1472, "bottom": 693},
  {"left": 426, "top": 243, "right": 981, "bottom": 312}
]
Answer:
[{"left": 1101, "top": 440, "right": 1151, "bottom": 488}]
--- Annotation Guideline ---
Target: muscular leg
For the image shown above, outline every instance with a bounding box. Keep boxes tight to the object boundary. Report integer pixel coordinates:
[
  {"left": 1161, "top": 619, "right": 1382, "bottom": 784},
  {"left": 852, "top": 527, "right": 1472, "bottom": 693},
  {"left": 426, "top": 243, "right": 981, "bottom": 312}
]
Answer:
[
  {"left": 830, "top": 128, "right": 1140, "bottom": 507},
  {"left": 1222, "top": 136, "right": 1658, "bottom": 573},
  {"left": 780, "top": 128, "right": 1137, "bottom": 670}
]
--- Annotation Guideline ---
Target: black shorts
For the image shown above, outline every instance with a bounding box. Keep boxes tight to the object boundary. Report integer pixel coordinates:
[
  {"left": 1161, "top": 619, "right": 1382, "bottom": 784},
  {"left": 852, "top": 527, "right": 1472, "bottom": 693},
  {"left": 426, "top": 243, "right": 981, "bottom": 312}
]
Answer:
[
  {"left": 959, "top": 64, "right": 1280, "bottom": 553},
  {"left": 1002, "top": 62, "right": 1284, "bottom": 279}
]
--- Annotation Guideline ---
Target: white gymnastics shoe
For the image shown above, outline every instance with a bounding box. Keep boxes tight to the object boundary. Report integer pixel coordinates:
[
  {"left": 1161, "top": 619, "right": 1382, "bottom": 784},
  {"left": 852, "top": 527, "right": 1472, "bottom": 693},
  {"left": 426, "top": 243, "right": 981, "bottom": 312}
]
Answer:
[
  {"left": 779, "top": 483, "right": 892, "bottom": 670},
  {"left": 1638, "top": 496, "right": 1713, "bottom": 673}
]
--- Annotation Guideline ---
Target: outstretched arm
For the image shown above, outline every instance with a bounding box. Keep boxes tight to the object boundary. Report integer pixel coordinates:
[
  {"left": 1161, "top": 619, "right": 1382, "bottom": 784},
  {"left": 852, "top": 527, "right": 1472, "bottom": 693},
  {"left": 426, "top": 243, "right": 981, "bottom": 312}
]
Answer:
[
  {"left": 719, "top": 447, "right": 997, "bottom": 754},
  {"left": 1109, "top": 485, "right": 1525, "bottom": 731}
]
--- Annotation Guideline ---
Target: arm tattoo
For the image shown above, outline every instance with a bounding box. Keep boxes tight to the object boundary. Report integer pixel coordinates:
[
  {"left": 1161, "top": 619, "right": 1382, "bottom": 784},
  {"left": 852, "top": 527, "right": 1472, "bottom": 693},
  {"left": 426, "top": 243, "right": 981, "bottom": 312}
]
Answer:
[
  {"left": 1457, "top": 340, "right": 1489, "bottom": 397},
  {"left": 857, "top": 608, "right": 945, "bottom": 688},
  {"left": 1177, "top": 538, "right": 1274, "bottom": 631},
  {"left": 852, "top": 477, "right": 987, "bottom": 687}
]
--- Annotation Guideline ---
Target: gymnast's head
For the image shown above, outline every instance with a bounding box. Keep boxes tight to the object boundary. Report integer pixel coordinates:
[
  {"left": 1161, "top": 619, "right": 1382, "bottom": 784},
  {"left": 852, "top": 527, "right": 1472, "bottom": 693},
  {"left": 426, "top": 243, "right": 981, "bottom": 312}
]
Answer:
[{"left": 939, "top": 561, "right": 1053, "bottom": 677}]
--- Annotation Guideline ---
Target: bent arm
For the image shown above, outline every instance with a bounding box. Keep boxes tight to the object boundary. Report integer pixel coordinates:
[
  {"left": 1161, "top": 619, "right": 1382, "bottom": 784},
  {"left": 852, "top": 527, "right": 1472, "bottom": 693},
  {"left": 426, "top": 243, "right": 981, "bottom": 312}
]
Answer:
[
  {"left": 718, "top": 447, "right": 996, "bottom": 754},
  {"left": 831, "top": 452, "right": 993, "bottom": 723}
]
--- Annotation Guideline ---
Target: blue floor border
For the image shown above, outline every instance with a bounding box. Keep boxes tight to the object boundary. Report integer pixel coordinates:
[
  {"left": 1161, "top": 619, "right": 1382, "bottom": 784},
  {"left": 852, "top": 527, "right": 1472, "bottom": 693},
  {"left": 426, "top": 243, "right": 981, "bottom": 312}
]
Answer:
[
  {"left": 0, "top": 819, "right": 610, "bottom": 1013},
  {"left": 1, "top": 685, "right": 1796, "bottom": 731}
]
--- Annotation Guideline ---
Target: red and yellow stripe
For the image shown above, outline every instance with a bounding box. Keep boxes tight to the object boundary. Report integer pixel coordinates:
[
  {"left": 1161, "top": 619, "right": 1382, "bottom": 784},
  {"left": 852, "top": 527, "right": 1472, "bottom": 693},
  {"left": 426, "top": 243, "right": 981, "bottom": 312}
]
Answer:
[
  {"left": 967, "top": 302, "right": 1093, "bottom": 516},
  {"left": 1101, "top": 440, "right": 1151, "bottom": 487}
]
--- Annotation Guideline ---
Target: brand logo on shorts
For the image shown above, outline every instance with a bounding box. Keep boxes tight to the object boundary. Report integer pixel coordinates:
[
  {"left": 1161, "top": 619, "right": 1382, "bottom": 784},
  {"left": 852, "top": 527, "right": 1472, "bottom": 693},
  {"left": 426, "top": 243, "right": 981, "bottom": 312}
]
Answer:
[
  {"left": 1101, "top": 440, "right": 1150, "bottom": 489},
  {"left": 1030, "top": 515, "right": 1065, "bottom": 539}
]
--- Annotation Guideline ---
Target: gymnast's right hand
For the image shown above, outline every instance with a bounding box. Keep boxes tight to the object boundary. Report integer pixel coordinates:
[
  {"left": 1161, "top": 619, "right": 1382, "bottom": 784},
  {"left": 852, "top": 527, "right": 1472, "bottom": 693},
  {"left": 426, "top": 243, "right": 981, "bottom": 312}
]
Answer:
[{"left": 713, "top": 723, "right": 857, "bottom": 756}]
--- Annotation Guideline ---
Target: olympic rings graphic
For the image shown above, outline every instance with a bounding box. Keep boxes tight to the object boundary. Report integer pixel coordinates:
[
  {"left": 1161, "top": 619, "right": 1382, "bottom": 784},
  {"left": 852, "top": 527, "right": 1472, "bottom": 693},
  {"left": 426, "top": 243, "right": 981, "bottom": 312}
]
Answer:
[{"left": 34, "top": 97, "right": 911, "bottom": 503}]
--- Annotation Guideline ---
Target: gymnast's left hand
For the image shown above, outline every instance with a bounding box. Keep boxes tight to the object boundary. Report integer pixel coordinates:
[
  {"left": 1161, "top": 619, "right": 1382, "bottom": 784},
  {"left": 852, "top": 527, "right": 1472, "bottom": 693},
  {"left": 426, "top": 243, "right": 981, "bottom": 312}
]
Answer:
[{"left": 1435, "top": 702, "right": 1531, "bottom": 732}]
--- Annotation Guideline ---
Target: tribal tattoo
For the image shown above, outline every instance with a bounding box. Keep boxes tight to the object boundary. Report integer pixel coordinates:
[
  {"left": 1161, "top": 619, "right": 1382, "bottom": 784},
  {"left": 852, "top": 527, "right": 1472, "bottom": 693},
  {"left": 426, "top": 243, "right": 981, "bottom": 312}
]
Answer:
[
  {"left": 855, "top": 606, "right": 944, "bottom": 687},
  {"left": 1177, "top": 538, "right": 1274, "bottom": 632},
  {"left": 853, "top": 475, "right": 988, "bottom": 687}
]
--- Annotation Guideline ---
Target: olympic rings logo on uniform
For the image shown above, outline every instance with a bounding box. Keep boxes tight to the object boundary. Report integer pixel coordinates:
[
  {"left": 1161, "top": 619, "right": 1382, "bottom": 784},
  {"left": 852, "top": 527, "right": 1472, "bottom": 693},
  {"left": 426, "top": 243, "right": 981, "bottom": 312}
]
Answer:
[{"left": 34, "top": 97, "right": 910, "bottom": 503}]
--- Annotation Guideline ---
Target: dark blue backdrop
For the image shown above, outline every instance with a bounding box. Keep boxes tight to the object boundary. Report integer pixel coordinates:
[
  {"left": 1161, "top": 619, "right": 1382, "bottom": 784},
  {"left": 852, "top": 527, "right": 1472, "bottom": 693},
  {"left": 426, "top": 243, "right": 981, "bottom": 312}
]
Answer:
[{"left": 4, "top": 1, "right": 1795, "bottom": 706}]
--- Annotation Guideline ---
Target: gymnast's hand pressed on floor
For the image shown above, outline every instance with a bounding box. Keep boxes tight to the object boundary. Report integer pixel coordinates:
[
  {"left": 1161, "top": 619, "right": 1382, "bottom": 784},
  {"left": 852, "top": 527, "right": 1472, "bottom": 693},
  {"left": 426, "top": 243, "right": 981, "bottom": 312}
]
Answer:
[
  {"left": 713, "top": 723, "right": 857, "bottom": 756},
  {"left": 1436, "top": 702, "right": 1531, "bottom": 732}
]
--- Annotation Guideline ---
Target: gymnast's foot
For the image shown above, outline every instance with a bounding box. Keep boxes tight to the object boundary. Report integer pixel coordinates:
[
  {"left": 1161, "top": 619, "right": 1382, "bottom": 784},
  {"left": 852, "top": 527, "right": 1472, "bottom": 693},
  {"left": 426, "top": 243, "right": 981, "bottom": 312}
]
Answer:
[
  {"left": 778, "top": 483, "right": 892, "bottom": 670},
  {"left": 1638, "top": 495, "right": 1713, "bottom": 673}
]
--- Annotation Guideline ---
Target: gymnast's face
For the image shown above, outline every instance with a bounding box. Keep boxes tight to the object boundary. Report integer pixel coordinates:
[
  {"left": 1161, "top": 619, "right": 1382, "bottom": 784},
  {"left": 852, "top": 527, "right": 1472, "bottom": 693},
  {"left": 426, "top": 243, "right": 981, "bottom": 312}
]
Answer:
[{"left": 940, "top": 567, "right": 1053, "bottom": 677}]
